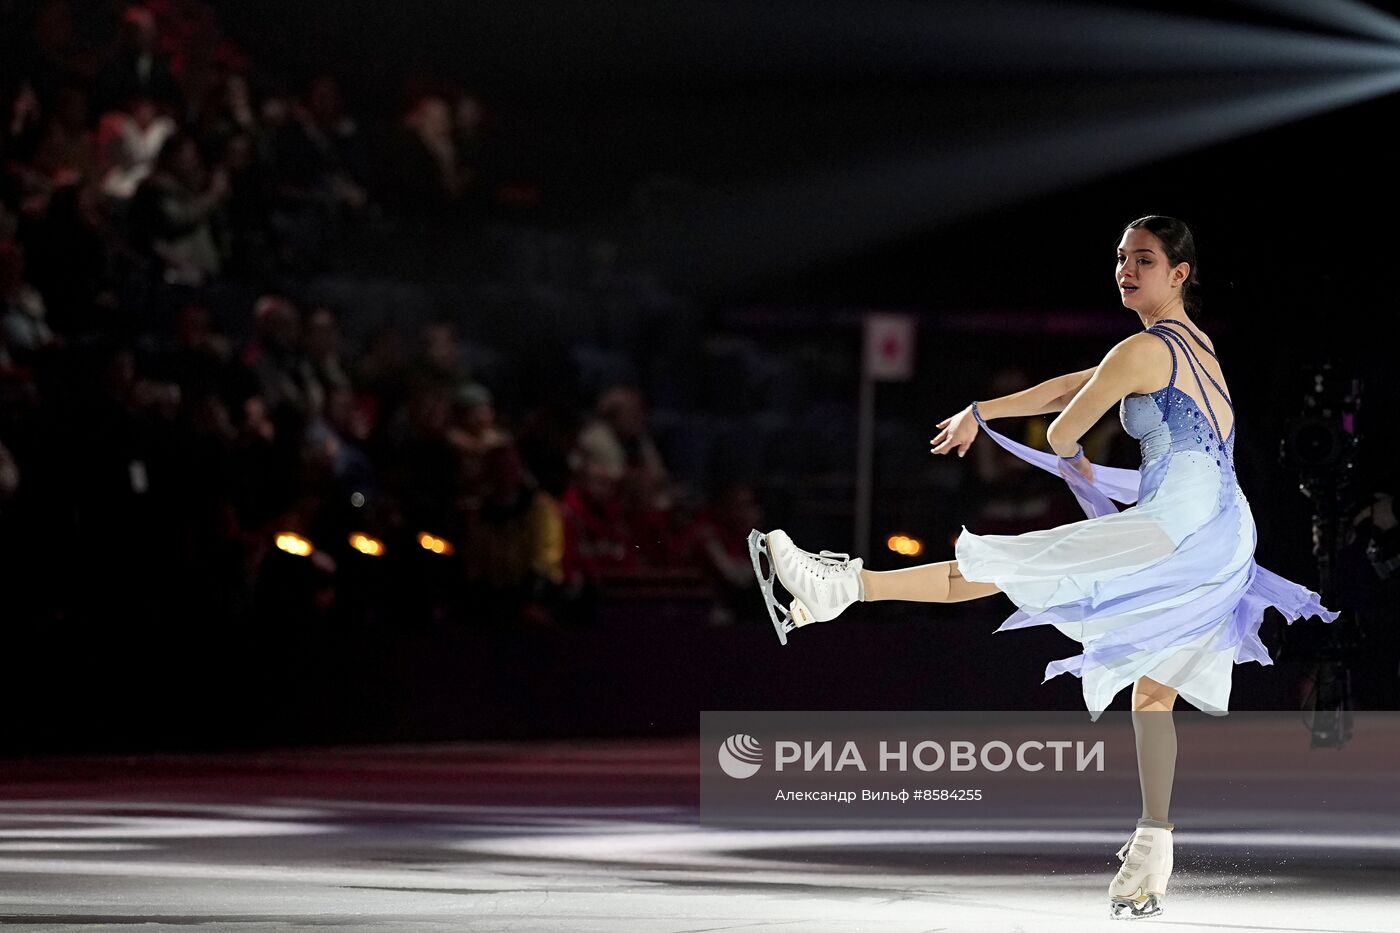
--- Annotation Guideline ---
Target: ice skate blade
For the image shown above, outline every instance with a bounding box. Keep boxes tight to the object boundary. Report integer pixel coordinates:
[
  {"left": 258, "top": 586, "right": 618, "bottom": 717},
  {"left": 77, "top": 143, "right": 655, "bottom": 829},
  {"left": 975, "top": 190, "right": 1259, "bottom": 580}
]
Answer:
[
  {"left": 748, "top": 529, "right": 796, "bottom": 646},
  {"left": 1110, "top": 895, "right": 1162, "bottom": 920}
]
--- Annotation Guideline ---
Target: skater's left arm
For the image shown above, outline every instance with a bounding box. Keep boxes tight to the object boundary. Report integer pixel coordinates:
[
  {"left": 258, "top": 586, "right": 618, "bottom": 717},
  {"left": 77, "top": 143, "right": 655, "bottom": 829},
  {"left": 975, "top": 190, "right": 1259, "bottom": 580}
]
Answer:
[{"left": 1045, "top": 334, "right": 1158, "bottom": 460}]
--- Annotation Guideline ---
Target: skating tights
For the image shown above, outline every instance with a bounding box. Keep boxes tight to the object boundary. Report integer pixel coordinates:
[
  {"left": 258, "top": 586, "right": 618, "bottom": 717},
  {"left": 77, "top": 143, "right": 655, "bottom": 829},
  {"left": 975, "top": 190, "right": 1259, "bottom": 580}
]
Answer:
[
  {"left": 1132, "top": 706, "right": 1177, "bottom": 830},
  {"left": 859, "top": 561, "right": 1001, "bottom": 603}
]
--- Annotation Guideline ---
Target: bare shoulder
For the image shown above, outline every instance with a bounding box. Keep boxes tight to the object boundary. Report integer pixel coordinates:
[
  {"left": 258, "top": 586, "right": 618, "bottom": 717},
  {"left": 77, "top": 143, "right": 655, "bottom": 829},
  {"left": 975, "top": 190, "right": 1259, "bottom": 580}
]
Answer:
[{"left": 1099, "top": 332, "right": 1174, "bottom": 396}]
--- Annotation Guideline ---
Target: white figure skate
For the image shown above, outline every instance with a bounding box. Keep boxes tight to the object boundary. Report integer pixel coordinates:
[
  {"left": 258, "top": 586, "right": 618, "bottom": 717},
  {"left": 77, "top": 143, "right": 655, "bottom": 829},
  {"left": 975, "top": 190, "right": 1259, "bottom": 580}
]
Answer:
[
  {"left": 1109, "top": 826, "right": 1173, "bottom": 919},
  {"left": 747, "top": 528, "right": 864, "bottom": 645}
]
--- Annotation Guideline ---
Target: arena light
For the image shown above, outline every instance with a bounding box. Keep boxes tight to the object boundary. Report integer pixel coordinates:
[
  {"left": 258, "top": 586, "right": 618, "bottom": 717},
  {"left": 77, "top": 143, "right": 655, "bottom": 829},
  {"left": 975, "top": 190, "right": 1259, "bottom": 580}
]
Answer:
[
  {"left": 275, "top": 532, "right": 314, "bottom": 557},
  {"left": 348, "top": 533, "right": 385, "bottom": 557},
  {"left": 417, "top": 532, "right": 456, "bottom": 556},
  {"left": 886, "top": 534, "right": 924, "bottom": 557}
]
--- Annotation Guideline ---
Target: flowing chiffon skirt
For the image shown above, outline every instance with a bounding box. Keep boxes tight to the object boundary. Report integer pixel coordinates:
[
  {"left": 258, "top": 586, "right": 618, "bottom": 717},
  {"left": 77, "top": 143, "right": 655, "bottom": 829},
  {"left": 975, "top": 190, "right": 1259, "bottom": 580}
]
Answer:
[{"left": 953, "top": 418, "right": 1340, "bottom": 720}]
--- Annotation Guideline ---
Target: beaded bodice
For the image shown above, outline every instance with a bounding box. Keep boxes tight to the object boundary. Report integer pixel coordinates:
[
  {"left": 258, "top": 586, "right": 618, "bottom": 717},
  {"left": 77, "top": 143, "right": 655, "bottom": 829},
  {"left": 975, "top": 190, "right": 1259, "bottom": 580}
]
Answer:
[{"left": 1118, "top": 320, "right": 1235, "bottom": 473}]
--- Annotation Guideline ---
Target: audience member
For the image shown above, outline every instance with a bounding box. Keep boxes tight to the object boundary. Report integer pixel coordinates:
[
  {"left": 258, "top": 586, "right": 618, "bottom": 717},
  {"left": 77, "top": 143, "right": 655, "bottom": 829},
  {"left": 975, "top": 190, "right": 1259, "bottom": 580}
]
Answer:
[
  {"left": 128, "top": 132, "right": 229, "bottom": 286},
  {"left": 459, "top": 439, "right": 565, "bottom": 624}
]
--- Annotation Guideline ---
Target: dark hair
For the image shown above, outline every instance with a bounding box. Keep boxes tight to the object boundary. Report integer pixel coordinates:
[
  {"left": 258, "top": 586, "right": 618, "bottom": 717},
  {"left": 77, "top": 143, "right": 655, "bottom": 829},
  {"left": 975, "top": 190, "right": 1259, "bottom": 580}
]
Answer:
[{"left": 1122, "top": 215, "right": 1201, "bottom": 314}]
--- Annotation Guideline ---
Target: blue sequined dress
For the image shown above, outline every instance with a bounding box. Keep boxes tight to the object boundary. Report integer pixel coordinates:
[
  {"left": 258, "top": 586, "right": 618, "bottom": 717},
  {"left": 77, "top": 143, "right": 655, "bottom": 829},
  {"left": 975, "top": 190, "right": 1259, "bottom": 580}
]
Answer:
[{"left": 953, "top": 319, "right": 1340, "bottom": 719}]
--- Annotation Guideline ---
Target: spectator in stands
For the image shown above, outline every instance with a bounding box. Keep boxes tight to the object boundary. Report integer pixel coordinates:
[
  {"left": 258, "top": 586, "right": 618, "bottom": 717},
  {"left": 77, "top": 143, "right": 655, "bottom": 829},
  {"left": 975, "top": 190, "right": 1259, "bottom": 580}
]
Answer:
[
  {"left": 460, "top": 439, "right": 565, "bottom": 625},
  {"left": 239, "top": 294, "right": 321, "bottom": 423},
  {"left": 219, "top": 390, "right": 289, "bottom": 534},
  {"left": 151, "top": 303, "right": 231, "bottom": 397},
  {"left": 94, "top": 5, "right": 183, "bottom": 115},
  {"left": 448, "top": 381, "right": 510, "bottom": 490},
  {"left": 380, "top": 377, "right": 457, "bottom": 531},
  {"left": 417, "top": 319, "right": 484, "bottom": 398},
  {"left": 193, "top": 70, "right": 258, "bottom": 158},
  {"left": 380, "top": 92, "right": 468, "bottom": 220},
  {"left": 679, "top": 479, "right": 764, "bottom": 626},
  {"left": 215, "top": 128, "right": 275, "bottom": 277},
  {"left": 267, "top": 74, "right": 368, "bottom": 214},
  {"left": 9, "top": 85, "right": 93, "bottom": 215},
  {"left": 560, "top": 431, "right": 636, "bottom": 586},
  {"left": 575, "top": 383, "right": 673, "bottom": 510},
  {"left": 259, "top": 75, "right": 367, "bottom": 272},
  {"left": 95, "top": 92, "right": 176, "bottom": 204},
  {"left": 15, "top": 1, "right": 101, "bottom": 112},
  {"left": 0, "top": 5, "right": 716, "bottom": 636},
  {"left": 305, "top": 382, "right": 377, "bottom": 509},
  {"left": 323, "top": 382, "right": 374, "bottom": 475},
  {"left": 70, "top": 341, "right": 164, "bottom": 528},
  {"left": 573, "top": 384, "right": 677, "bottom": 565},
  {"left": 349, "top": 324, "right": 406, "bottom": 432},
  {"left": 191, "top": 71, "right": 272, "bottom": 276},
  {"left": 0, "top": 239, "right": 57, "bottom": 361},
  {"left": 303, "top": 305, "right": 352, "bottom": 395},
  {"left": 128, "top": 132, "right": 229, "bottom": 286},
  {"left": 17, "top": 180, "right": 111, "bottom": 338}
]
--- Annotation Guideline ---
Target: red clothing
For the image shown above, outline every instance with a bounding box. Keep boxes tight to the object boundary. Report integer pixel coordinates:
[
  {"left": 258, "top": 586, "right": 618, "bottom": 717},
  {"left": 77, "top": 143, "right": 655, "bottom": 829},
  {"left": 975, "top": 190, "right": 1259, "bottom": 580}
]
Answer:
[{"left": 559, "top": 483, "right": 636, "bottom": 584}]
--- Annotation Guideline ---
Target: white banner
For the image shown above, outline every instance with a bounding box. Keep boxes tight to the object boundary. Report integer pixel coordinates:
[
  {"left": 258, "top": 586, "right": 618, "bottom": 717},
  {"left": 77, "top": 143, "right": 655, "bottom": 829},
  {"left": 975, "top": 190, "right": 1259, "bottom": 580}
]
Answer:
[{"left": 863, "top": 313, "right": 916, "bottom": 381}]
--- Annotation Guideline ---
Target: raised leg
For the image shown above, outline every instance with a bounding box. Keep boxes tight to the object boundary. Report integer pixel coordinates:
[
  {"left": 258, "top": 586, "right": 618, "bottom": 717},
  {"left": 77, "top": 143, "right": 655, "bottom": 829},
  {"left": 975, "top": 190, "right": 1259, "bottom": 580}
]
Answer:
[
  {"left": 750, "top": 529, "right": 1004, "bottom": 645},
  {"left": 859, "top": 560, "right": 1003, "bottom": 603}
]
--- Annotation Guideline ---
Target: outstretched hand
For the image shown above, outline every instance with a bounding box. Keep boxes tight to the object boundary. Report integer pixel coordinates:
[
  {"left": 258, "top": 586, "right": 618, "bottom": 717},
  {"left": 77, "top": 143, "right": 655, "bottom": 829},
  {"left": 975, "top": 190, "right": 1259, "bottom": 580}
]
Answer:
[{"left": 930, "top": 406, "right": 978, "bottom": 458}]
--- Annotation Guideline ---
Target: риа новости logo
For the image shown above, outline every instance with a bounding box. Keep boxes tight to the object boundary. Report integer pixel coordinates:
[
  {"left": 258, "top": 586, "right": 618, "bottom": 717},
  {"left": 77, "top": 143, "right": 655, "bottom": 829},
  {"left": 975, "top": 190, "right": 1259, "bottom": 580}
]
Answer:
[{"left": 718, "top": 733, "right": 763, "bottom": 778}]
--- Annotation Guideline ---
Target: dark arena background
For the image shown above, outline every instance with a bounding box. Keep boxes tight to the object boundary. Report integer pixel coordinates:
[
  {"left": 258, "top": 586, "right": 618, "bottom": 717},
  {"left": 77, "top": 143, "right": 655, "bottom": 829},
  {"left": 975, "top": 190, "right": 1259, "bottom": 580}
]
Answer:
[{"left": 0, "top": 1, "right": 1397, "bottom": 929}]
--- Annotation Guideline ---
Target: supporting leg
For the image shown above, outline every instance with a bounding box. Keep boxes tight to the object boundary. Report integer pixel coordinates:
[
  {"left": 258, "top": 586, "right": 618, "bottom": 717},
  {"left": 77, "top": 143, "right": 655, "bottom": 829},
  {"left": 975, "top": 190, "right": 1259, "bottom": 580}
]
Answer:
[
  {"left": 1132, "top": 676, "right": 1178, "bottom": 829},
  {"left": 1110, "top": 677, "right": 1179, "bottom": 918},
  {"left": 859, "top": 560, "right": 1003, "bottom": 604}
]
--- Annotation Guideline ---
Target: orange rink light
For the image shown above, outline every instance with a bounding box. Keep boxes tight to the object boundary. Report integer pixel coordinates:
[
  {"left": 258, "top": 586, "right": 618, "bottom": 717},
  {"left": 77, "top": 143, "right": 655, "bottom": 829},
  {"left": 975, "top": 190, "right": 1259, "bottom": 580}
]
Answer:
[
  {"left": 275, "top": 532, "right": 314, "bottom": 557},
  {"left": 886, "top": 534, "right": 924, "bottom": 557},
  {"left": 348, "top": 533, "right": 385, "bottom": 556},
  {"left": 417, "top": 532, "right": 456, "bottom": 556}
]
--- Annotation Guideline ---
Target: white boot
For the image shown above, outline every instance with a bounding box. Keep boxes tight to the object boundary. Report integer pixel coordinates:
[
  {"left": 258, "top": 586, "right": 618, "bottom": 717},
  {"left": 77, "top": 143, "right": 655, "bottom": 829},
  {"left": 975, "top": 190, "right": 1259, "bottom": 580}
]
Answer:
[
  {"left": 748, "top": 528, "right": 864, "bottom": 645},
  {"left": 1109, "top": 825, "right": 1174, "bottom": 919}
]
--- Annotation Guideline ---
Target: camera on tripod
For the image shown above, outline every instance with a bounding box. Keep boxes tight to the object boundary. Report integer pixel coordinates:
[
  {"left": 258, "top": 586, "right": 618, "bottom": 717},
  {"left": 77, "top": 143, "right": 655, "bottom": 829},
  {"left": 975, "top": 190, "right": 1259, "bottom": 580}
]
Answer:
[{"left": 1278, "top": 362, "right": 1363, "bottom": 749}]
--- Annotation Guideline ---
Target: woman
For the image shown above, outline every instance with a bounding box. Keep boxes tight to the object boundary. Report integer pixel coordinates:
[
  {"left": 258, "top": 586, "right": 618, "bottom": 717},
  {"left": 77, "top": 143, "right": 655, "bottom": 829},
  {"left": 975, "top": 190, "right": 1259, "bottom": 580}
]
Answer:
[{"left": 747, "top": 215, "right": 1340, "bottom": 920}]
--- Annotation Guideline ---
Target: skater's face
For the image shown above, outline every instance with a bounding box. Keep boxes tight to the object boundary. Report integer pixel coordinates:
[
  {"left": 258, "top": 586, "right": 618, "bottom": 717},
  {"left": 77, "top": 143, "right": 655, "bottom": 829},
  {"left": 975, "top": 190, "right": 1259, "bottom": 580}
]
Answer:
[{"left": 1115, "top": 228, "right": 1189, "bottom": 312}]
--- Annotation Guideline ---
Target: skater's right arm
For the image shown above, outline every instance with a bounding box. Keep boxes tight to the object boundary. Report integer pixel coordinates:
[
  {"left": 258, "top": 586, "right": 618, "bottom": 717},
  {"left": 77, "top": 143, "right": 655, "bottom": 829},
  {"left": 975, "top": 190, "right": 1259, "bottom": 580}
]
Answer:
[
  {"left": 930, "top": 367, "right": 1092, "bottom": 457},
  {"left": 1048, "top": 367, "right": 1097, "bottom": 412},
  {"left": 979, "top": 368, "right": 1096, "bottom": 420}
]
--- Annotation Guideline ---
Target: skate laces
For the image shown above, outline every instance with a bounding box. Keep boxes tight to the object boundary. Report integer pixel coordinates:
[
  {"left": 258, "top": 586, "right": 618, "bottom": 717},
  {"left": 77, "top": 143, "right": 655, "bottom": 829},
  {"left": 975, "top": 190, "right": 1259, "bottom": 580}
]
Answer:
[
  {"left": 1115, "top": 835, "right": 1134, "bottom": 862},
  {"left": 802, "top": 549, "right": 852, "bottom": 580},
  {"left": 1115, "top": 833, "right": 1153, "bottom": 872}
]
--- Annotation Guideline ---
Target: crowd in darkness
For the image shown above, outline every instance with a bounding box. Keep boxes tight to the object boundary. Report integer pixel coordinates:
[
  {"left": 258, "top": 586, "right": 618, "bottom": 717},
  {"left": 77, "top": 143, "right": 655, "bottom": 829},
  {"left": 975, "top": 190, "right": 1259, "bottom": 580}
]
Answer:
[{"left": 0, "top": 0, "right": 764, "bottom": 631}]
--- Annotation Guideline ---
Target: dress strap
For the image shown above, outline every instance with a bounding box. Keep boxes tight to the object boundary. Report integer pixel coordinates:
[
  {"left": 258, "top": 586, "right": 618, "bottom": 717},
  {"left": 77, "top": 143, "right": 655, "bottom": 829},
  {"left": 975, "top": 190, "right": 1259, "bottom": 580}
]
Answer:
[
  {"left": 1140, "top": 326, "right": 1179, "bottom": 391},
  {"left": 1148, "top": 323, "right": 1234, "bottom": 414},
  {"left": 1149, "top": 325, "right": 1234, "bottom": 449},
  {"left": 1153, "top": 318, "right": 1220, "bottom": 360},
  {"left": 1136, "top": 326, "right": 1181, "bottom": 389}
]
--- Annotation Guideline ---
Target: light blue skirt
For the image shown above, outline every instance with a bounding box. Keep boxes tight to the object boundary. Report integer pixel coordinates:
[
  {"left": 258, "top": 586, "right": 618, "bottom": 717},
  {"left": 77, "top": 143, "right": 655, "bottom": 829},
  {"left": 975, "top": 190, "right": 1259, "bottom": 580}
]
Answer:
[{"left": 954, "top": 420, "right": 1340, "bottom": 720}]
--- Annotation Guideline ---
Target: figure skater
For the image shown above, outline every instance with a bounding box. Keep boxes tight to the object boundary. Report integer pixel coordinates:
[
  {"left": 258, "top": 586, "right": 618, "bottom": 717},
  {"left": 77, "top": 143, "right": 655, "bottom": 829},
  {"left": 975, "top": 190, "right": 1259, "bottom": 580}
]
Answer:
[{"left": 747, "top": 215, "right": 1341, "bottom": 920}]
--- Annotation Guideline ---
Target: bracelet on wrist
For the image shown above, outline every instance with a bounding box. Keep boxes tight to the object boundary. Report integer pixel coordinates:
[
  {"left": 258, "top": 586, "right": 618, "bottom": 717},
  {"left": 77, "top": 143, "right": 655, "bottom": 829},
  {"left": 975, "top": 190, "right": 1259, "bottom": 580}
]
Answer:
[{"left": 1059, "top": 444, "right": 1085, "bottom": 463}]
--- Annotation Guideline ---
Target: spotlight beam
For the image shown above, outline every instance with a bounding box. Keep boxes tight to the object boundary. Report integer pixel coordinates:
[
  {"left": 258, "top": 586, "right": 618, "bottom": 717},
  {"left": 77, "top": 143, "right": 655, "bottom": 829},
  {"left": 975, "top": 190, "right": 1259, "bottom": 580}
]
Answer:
[
  {"left": 1230, "top": 0, "right": 1400, "bottom": 44},
  {"left": 659, "top": 69, "right": 1400, "bottom": 290},
  {"left": 458, "top": 0, "right": 1400, "bottom": 79}
]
